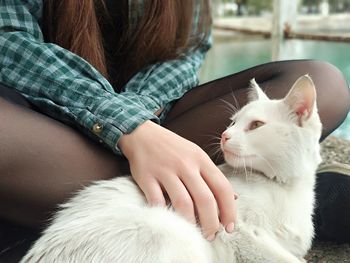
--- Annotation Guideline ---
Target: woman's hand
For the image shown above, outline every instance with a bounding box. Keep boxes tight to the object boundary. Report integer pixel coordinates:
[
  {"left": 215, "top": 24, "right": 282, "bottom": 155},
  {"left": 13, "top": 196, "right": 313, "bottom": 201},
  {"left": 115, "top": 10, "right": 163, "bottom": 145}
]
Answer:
[{"left": 118, "top": 120, "right": 237, "bottom": 241}]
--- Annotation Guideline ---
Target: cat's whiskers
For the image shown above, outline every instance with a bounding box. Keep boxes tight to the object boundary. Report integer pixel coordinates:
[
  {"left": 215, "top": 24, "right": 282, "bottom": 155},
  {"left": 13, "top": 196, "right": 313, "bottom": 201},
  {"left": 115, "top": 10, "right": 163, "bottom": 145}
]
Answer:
[
  {"left": 201, "top": 133, "right": 222, "bottom": 146},
  {"left": 205, "top": 140, "right": 221, "bottom": 150},
  {"left": 203, "top": 134, "right": 225, "bottom": 163},
  {"left": 229, "top": 88, "right": 241, "bottom": 110},
  {"left": 230, "top": 159, "right": 240, "bottom": 177},
  {"left": 204, "top": 135, "right": 221, "bottom": 145},
  {"left": 212, "top": 147, "right": 224, "bottom": 164},
  {"left": 249, "top": 159, "right": 253, "bottom": 178},
  {"left": 219, "top": 98, "right": 239, "bottom": 116},
  {"left": 242, "top": 157, "right": 249, "bottom": 183},
  {"left": 208, "top": 146, "right": 221, "bottom": 156}
]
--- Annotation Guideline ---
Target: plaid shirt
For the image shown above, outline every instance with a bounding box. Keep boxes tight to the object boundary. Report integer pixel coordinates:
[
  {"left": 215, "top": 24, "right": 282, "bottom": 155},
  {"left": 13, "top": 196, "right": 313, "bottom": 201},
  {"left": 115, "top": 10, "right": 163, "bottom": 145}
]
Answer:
[{"left": 0, "top": 0, "right": 211, "bottom": 155}]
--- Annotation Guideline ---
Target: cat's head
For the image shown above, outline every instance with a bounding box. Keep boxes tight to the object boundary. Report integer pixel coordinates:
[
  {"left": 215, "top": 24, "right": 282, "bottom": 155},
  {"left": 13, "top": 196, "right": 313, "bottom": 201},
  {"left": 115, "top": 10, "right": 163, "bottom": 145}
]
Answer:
[{"left": 220, "top": 75, "right": 322, "bottom": 184}]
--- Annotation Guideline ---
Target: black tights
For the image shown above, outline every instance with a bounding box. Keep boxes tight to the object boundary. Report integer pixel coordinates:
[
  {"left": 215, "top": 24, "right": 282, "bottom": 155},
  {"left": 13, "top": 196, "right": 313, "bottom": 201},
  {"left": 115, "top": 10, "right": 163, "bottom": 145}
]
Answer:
[{"left": 1, "top": 60, "right": 349, "bottom": 260}]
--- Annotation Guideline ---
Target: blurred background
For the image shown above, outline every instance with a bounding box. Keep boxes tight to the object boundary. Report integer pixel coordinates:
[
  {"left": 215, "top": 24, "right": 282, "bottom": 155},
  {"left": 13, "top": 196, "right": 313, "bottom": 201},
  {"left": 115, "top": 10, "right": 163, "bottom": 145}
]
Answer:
[{"left": 199, "top": 0, "right": 350, "bottom": 139}]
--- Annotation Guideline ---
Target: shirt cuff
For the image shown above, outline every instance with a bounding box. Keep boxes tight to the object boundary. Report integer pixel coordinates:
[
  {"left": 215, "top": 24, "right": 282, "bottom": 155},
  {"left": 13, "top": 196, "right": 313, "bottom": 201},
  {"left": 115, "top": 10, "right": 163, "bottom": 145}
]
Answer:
[{"left": 84, "top": 95, "right": 160, "bottom": 155}]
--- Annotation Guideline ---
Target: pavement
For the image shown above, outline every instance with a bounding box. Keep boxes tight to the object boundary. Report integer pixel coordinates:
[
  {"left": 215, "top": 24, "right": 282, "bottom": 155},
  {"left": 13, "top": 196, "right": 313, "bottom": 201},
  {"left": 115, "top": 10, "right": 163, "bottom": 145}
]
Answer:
[{"left": 307, "top": 241, "right": 350, "bottom": 262}]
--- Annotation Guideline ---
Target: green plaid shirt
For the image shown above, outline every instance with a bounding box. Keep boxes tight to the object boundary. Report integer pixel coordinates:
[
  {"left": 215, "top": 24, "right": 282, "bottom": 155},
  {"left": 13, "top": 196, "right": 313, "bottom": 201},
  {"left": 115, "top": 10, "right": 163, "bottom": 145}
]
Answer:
[{"left": 0, "top": 0, "right": 211, "bottom": 155}]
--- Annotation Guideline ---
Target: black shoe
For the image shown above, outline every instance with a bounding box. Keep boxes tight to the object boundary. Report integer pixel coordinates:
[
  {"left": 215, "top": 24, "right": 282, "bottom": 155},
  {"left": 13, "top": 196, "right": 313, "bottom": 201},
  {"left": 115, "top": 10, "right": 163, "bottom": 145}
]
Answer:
[
  {"left": 0, "top": 219, "right": 40, "bottom": 263},
  {"left": 314, "top": 163, "right": 350, "bottom": 243}
]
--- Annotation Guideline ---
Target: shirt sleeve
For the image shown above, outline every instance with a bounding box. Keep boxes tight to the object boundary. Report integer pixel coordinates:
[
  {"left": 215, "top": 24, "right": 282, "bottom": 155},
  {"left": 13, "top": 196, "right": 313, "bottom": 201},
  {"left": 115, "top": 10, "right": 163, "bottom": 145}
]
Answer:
[
  {"left": 123, "top": 34, "right": 211, "bottom": 121},
  {"left": 0, "top": 0, "right": 211, "bottom": 155}
]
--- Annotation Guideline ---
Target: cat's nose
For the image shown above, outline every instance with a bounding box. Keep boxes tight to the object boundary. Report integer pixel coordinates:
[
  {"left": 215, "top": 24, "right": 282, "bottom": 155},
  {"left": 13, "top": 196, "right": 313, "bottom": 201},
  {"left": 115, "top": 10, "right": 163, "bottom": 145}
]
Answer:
[{"left": 221, "top": 131, "right": 231, "bottom": 143}]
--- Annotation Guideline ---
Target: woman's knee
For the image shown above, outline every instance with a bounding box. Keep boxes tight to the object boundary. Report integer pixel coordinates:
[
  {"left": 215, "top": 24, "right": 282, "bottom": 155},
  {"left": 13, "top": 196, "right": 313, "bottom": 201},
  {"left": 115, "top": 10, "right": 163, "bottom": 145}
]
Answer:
[
  {"left": 263, "top": 60, "right": 350, "bottom": 138},
  {"left": 305, "top": 60, "right": 350, "bottom": 137},
  {"left": 310, "top": 60, "right": 350, "bottom": 108}
]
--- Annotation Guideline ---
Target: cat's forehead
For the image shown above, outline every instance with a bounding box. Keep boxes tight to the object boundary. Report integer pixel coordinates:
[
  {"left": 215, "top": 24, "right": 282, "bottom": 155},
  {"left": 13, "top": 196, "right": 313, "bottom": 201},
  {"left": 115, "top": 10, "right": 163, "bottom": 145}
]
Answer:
[{"left": 233, "top": 100, "right": 281, "bottom": 121}]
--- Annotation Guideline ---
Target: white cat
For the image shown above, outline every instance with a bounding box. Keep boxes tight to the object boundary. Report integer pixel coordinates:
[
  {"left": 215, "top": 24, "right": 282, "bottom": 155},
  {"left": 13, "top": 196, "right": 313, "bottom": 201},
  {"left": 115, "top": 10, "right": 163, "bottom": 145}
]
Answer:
[{"left": 21, "top": 75, "right": 322, "bottom": 263}]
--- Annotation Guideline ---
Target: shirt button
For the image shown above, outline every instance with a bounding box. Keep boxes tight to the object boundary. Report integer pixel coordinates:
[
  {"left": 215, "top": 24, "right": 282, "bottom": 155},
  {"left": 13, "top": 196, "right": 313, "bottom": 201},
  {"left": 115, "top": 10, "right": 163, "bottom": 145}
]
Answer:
[{"left": 92, "top": 123, "right": 103, "bottom": 134}]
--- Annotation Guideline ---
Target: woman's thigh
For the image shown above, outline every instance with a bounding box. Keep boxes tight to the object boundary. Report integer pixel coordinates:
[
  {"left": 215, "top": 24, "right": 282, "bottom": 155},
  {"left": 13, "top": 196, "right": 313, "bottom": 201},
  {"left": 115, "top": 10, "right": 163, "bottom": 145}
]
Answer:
[
  {"left": 164, "top": 60, "right": 350, "bottom": 163},
  {"left": 0, "top": 84, "right": 122, "bottom": 225}
]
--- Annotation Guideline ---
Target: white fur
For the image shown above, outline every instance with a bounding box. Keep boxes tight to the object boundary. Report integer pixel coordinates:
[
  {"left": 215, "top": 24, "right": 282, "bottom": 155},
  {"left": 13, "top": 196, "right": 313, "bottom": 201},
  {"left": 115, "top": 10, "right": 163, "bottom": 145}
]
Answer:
[{"left": 21, "top": 75, "right": 322, "bottom": 263}]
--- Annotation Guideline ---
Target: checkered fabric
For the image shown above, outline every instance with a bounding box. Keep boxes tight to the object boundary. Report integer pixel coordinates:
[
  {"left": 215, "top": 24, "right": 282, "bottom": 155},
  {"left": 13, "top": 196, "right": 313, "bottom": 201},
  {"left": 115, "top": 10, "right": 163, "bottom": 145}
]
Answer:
[{"left": 0, "top": 0, "right": 211, "bottom": 154}]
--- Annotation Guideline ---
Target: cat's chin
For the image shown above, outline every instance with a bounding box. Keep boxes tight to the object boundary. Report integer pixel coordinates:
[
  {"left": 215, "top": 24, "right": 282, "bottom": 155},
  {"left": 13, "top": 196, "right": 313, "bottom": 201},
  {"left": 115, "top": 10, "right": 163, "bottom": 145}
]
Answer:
[
  {"left": 223, "top": 150, "right": 256, "bottom": 162},
  {"left": 223, "top": 151, "right": 266, "bottom": 177}
]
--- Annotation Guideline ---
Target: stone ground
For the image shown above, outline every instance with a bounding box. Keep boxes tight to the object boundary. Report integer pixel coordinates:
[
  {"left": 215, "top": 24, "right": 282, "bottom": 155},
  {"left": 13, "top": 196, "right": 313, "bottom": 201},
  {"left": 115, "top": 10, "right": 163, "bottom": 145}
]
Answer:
[
  {"left": 307, "top": 241, "right": 350, "bottom": 262},
  {"left": 319, "top": 136, "right": 350, "bottom": 167},
  {"left": 306, "top": 136, "right": 350, "bottom": 262}
]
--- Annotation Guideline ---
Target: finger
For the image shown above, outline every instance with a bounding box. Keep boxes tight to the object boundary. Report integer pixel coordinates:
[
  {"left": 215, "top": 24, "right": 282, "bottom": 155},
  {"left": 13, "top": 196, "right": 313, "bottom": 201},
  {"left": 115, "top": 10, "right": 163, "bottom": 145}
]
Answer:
[
  {"left": 200, "top": 157, "right": 237, "bottom": 232},
  {"left": 179, "top": 170, "right": 220, "bottom": 240},
  {"left": 138, "top": 177, "right": 166, "bottom": 207},
  {"left": 161, "top": 175, "right": 196, "bottom": 225}
]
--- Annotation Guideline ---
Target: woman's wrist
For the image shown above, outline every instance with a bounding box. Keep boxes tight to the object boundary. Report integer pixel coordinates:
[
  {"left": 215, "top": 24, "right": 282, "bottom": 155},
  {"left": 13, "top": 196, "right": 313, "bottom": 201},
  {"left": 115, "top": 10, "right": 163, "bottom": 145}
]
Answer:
[{"left": 118, "top": 120, "right": 155, "bottom": 157}]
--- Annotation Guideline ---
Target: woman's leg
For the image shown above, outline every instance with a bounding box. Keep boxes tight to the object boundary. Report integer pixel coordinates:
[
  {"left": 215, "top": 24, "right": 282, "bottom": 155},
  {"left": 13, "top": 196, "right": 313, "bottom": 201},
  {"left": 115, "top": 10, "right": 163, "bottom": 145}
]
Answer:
[
  {"left": 0, "top": 84, "right": 124, "bottom": 226},
  {"left": 164, "top": 60, "right": 350, "bottom": 163},
  {"left": 0, "top": 84, "right": 130, "bottom": 261}
]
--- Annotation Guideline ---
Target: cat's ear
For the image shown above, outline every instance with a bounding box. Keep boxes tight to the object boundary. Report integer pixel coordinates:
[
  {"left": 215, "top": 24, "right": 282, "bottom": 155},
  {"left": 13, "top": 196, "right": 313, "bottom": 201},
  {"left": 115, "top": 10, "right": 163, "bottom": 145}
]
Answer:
[
  {"left": 284, "top": 75, "right": 316, "bottom": 124},
  {"left": 248, "top": 78, "right": 269, "bottom": 101}
]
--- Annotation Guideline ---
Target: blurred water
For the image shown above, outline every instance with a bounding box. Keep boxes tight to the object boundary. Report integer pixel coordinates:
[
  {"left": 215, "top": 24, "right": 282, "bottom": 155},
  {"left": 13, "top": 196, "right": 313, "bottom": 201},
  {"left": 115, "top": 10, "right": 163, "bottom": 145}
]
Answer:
[{"left": 200, "top": 36, "right": 350, "bottom": 140}]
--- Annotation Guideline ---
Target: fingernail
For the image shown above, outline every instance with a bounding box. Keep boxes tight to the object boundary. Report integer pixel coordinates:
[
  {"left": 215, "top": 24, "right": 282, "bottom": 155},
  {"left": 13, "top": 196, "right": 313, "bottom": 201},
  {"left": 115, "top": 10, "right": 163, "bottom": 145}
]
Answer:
[
  {"left": 234, "top": 193, "right": 239, "bottom": 200},
  {"left": 206, "top": 233, "right": 216, "bottom": 242},
  {"left": 225, "top": 222, "right": 235, "bottom": 233}
]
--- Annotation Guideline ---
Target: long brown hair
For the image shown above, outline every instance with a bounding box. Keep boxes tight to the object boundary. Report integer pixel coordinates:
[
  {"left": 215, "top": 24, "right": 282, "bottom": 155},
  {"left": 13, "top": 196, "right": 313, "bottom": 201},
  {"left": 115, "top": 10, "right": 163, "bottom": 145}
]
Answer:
[{"left": 43, "top": 0, "right": 211, "bottom": 91}]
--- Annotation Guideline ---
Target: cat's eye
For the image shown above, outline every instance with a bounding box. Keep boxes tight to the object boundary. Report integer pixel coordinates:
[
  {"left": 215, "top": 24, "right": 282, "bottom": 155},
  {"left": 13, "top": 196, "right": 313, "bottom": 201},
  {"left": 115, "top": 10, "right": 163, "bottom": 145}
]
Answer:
[{"left": 249, "top": 120, "right": 265, "bottom": 130}]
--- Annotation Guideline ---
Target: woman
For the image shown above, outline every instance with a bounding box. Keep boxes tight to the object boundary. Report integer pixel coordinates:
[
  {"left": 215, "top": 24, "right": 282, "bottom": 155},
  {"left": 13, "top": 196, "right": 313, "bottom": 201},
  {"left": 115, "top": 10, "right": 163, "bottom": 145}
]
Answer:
[{"left": 1, "top": 0, "right": 349, "bottom": 261}]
